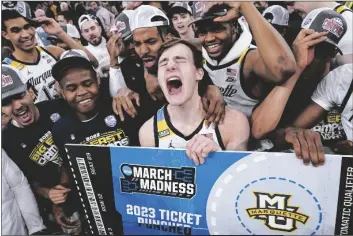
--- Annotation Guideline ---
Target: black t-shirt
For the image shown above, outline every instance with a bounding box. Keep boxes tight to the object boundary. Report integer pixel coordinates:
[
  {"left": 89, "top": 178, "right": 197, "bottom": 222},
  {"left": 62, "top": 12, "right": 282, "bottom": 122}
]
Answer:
[
  {"left": 2, "top": 99, "right": 72, "bottom": 188},
  {"left": 120, "top": 57, "right": 164, "bottom": 125},
  {"left": 52, "top": 98, "right": 142, "bottom": 163}
]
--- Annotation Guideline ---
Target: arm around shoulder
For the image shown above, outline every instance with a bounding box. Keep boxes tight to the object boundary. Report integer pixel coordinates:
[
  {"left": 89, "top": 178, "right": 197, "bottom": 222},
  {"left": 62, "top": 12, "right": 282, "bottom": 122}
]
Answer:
[
  {"left": 219, "top": 107, "right": 250, "bottom": 151},
  {"left": 139, "top": 117, "right": 155, "bottom": 147}
]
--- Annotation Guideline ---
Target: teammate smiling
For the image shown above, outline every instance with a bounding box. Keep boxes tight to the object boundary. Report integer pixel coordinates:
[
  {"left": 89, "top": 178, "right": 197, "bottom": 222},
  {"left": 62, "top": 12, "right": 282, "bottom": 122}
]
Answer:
[{"left": 2, "top": 3, "right": 97, "bottom": 103}]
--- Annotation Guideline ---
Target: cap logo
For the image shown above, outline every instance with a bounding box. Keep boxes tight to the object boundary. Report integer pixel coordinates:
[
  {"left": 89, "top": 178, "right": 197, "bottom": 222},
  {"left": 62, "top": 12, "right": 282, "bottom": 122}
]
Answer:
[
  {"left": 116, "top": 21, "right": 126, "bottom": 33},
  {"left": 17, "top": 5, "right": 24, "bottom": 14},
  {"left": 195, "top": 2, "right": 206, "bottom": 13},
  {"left": 2, "top": 74, "right": 14, "bottom": 88},
  {"left": 322, "top": 17, "right": 344, "bottom": 38}
]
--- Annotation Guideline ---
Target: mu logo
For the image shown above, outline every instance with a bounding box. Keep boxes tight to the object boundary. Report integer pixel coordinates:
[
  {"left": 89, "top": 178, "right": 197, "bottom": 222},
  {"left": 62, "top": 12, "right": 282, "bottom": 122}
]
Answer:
[{"left": 246, "top": 192, "right": 309, "bottom": 232}]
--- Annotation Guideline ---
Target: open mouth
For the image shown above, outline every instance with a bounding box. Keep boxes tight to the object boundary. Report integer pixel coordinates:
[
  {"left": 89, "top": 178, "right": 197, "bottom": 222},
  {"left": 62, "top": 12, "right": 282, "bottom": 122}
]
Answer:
[
  {"left": 166, "top": 76, "right": 183, "bottom": 95},
  {"left": 90, "top": 36, "right": 98, "bottom": 42},
  {"left": 205, "top": 43, "right": 221, "bottom": 54},
  {"left": 14, "top": 107, "right": 33, "bottom": 124},
  {"left": 177, "top": 25, "right": 185, "bottom": 30},
  {"left": 20, "top": 37, "right": 34, "bottom": 47},
  {"left": 77, "top": 98, "right": 93, "bottom": 106},
  {"left": 142, "top": 57, "right": 156, "bottom": 68}
]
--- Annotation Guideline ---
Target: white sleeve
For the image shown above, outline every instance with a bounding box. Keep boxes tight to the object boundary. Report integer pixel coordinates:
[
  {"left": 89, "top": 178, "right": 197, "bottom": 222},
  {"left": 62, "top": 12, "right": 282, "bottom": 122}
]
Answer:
[
  {"left": 109, "top": 67, "right": 127, "bottom": 97},
  {"left": 2, "top": 150, "right": 46, "bottom": 235},
  {"left": 311, "top": 70, "right": 337, "bottom": 111},
  {"left": 338, "top": 12, "right": 353, "bottom": 55}
]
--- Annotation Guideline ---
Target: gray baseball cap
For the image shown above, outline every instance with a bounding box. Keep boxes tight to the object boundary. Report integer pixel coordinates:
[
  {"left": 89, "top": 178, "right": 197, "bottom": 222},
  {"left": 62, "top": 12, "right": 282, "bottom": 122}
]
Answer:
[
  {"left": 189, "top": 2, "right": 229, "bottom": 26},
  {"left": 262, "top": 5, "right": 289, "bottom": 26},
  {"left": 115, "top": 10, "right": 134, "bottom": 41},
  {"left": 2, "top": 1, "right": 39, "bottom": 27},
  {"left": 52, "top": 49, "right": 94, "bottom": 82},
  {"left": 301, "top": 8, "right": 347, "bottom": 53},
  {"left": 2, "top": 65, "right": 27, "bottom": 100}
]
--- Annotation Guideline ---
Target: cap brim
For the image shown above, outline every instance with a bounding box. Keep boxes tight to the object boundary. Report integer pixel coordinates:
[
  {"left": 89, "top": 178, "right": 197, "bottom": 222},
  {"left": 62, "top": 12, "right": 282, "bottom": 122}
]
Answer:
[
  {"left": 52, "top": 57, "right": 94, "bottom": 81},
  {"left": 47, "top": 35, "right": 58, "bottom": 40},
  {"left": 324, "top": 38, "right": 343, "bottom": 55},
  {"left": 123, "top": 33, "right": 133, "bottom": 41},
  {"left": 1, "top": 84, "right": 27, "bottom": 100},
  {"left": 28, "top": 18, "right": 42, "bottom": 28}
]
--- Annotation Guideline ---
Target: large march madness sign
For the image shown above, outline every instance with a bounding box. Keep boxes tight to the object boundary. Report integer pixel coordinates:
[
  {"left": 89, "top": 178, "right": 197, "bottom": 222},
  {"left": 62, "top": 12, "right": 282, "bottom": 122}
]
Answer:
[{"left": 64, "top": 145, "right": 353, "bottom": 235}]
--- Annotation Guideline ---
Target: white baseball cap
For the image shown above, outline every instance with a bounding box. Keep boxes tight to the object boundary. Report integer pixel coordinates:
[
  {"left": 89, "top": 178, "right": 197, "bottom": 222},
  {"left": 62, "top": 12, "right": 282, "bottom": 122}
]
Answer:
[
  {"left": 130, "top": 5, "right": 169, "bottom": 32},
  {"left": 78, "top": 14, "right": 99, "bottom": 31},
  {"left": 262, "top": 5, "right": 289, "bottom": 26}
]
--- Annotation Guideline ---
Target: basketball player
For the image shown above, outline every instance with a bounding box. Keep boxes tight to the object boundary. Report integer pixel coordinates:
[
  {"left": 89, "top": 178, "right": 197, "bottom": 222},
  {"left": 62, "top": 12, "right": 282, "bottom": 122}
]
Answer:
[
  {"left": 2, "top": 7, "right": 97, "bottom": 103},
  {"left": 139, "top": 39, "right": 250, "bottom": 165}
]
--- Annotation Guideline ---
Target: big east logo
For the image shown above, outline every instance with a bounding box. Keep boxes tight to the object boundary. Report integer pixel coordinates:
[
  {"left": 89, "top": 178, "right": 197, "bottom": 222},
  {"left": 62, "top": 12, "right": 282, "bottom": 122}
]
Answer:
[
  {"left": 322, "top": 17, "right": 344, "bottom": 38},
  {"left": 2, "top": 74, "right": 13, "bottom": 88}
]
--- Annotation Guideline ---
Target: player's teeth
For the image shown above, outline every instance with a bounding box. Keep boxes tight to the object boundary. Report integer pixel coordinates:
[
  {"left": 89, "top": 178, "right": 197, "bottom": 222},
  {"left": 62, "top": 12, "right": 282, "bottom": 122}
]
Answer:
[
  {"left": 208, "top": 44, "right": 217, "bottom": 49},
  {"left": 79, "top": 99, "right": 91, "bottom": 104},
  {"left": 168, "top": 77, "right": 179, "bottom": 81}
]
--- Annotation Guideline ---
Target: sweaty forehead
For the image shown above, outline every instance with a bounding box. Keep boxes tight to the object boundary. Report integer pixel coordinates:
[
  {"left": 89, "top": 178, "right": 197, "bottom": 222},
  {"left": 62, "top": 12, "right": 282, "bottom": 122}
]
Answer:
[
  {"left": 133, "top": 27, "right": 160, "bottom": 41},
  {"left": 61, "top": 68, "right": 95, "bottom": 85},
  {"left": 82, "top": 20, "right": 98, "bottom": 30}
]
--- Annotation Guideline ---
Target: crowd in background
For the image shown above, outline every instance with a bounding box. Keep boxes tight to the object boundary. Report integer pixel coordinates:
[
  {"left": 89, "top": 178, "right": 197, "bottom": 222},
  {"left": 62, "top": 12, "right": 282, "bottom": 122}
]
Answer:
[{"left": 1, "top": 1, "right": 352, "bottom": 235}]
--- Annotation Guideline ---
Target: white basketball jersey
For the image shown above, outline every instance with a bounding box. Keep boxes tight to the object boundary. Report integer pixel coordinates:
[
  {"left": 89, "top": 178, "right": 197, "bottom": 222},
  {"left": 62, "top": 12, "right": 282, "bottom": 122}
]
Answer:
[
  {"left": 3, "top": 46, "right": 58, "bottom": 103},
  {"left": 154, "top": 106, "right": 225, "bottom": 150},
  {"left": 202, "top": 19, "right": 259, "bottom": 118}
]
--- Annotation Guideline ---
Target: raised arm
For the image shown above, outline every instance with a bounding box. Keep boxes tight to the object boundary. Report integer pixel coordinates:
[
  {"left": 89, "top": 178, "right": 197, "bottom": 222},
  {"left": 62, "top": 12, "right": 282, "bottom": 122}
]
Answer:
[
  {"left": 251, "top": 29, "right": 328, "bottom": 139},
  {"left": 35, "top": 16, "right": 99, "bottom": 68},
  {"left": 206, "top": 2, "right": 296, "bottom": 83}
]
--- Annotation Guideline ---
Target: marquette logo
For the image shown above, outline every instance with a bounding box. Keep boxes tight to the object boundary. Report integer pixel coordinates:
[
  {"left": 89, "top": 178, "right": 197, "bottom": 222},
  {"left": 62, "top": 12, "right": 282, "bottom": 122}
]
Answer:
[{"left": 246, "top": 192, "right": 309, "bottom": 232}]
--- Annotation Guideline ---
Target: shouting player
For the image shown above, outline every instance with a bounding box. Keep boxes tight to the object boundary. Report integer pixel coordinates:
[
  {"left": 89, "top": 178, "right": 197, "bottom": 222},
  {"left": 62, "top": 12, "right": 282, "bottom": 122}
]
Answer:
[{"left": 139, "top": 39, "right": 250, "bottom": 165}]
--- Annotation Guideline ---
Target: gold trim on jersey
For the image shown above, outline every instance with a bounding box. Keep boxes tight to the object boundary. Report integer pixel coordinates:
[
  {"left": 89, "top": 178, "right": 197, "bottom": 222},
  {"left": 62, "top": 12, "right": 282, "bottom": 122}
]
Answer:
[{"left": 157, "top": 119, "right": 174, "bottom": 139}]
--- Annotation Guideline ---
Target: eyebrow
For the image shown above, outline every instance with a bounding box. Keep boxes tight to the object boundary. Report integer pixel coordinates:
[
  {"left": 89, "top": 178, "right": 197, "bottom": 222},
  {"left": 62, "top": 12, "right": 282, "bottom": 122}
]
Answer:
[
  {"left": 159, "top": 57, "right": 168, "bottom": 65},
  {"left": 175, "top": 56, "right": 187, "bottom": 60},
  {"left": 159, "top": 55, "right": 187, "bottom": 64}
]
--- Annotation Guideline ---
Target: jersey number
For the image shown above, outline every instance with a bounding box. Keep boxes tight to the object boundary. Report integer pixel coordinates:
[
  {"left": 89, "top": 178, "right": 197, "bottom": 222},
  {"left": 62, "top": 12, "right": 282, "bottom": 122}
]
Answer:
[{"left": 43, "top": 80, "right": 57, "bottom": 100}]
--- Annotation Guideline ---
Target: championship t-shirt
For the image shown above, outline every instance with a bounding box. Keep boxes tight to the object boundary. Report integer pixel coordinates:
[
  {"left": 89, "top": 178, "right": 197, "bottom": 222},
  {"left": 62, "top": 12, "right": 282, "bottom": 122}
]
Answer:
[
  {"left": 2, "top": 99, "right": 71, "bottom": 188},
  {"left": 311, "top": 64, "right": 353, "bottom": 141},
  {"left": 52, "top": 98, "right": 142, "bottom": 162}
]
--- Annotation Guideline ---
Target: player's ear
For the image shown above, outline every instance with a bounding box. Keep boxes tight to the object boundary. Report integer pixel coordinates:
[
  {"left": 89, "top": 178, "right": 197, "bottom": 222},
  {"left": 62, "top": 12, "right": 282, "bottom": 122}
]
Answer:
[
  {"left": 195, "top": 68, "right": 204, "bottom": 81},
  {"left": 2, "top": 30, "right": 10, "bottom": 41},
  {"left": 26, "top": 88, "right": 36, "bottom": 101}
]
